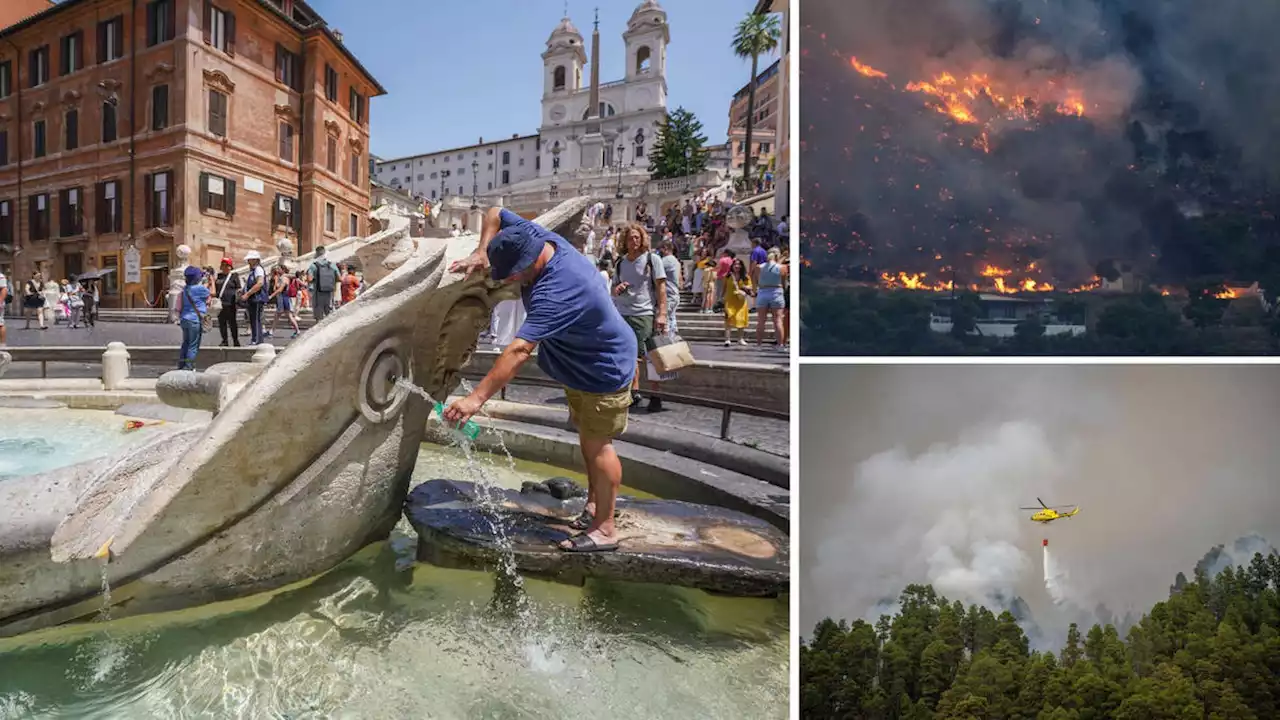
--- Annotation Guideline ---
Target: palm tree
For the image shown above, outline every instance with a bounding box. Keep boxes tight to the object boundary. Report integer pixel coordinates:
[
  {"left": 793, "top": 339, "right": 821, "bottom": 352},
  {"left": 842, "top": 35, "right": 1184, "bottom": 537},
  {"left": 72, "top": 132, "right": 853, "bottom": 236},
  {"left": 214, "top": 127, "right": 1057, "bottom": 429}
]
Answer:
[{"left": 731, "top": 12, "right": 781, "bottom": 194}]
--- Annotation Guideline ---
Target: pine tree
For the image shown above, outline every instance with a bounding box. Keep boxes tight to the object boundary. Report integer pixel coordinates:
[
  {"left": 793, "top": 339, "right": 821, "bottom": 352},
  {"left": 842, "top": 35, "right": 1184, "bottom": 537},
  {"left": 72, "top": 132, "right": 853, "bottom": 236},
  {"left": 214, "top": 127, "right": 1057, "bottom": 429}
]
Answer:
[{"left": 648, "top": 107, "right": 710, "bottom": 180}]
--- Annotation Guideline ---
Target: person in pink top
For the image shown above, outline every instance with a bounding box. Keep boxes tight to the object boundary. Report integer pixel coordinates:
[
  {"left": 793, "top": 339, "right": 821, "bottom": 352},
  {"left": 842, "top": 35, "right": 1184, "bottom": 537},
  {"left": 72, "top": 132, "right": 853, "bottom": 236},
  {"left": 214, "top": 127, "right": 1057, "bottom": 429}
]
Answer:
[{"left": 715, "top": 248, "right": 736, "bottom": 306}]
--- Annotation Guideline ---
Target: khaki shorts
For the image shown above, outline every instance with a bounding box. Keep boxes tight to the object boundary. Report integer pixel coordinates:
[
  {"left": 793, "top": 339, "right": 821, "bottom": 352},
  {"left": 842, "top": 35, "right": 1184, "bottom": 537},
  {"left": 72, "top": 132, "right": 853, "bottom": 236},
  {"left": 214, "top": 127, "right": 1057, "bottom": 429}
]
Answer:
[{"left": 564, "top": 386, "right": 631, "bottom": 439}]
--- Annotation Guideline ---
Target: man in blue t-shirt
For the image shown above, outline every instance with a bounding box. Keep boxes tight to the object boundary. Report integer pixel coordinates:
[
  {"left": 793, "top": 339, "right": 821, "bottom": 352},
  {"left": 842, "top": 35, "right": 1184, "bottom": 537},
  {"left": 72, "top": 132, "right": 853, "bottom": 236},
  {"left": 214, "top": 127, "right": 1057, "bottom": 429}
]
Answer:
[{"left": 446, "top": 207, "right": 636, "bottom": 553}]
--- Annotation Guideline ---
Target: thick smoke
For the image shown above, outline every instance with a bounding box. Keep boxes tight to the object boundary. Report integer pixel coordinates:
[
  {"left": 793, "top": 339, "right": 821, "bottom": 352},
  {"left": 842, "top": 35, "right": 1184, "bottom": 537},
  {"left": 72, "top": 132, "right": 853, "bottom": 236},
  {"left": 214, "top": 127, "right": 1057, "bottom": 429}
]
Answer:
[
  {"left": 800, "top": 366, "right": 1280, "bottom": 646},
  {"left": 801, "top": 0, "right": 1280, "bottom": 284}
]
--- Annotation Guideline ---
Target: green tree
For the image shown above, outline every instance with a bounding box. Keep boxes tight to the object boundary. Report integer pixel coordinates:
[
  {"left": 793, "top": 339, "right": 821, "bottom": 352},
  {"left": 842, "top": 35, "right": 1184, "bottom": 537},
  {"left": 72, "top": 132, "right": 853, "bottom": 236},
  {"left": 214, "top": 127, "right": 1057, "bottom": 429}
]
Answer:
[
  {"left": 950, "top": 291, "right": 983, "bottom": 340},
  {"left": 730, "top": 11, "right": 781, "bottom": 187},
  {"left": 648, "top": 107, "right": 710, "bottom": 180}
]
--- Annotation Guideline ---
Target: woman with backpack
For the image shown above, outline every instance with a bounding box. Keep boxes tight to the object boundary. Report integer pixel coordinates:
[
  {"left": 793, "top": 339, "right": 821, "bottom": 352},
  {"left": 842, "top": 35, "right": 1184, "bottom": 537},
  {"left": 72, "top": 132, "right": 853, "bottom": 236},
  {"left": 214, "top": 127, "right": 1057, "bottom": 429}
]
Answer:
[{"left": 175, "top": 266, "right": 210, "bottom": 370}]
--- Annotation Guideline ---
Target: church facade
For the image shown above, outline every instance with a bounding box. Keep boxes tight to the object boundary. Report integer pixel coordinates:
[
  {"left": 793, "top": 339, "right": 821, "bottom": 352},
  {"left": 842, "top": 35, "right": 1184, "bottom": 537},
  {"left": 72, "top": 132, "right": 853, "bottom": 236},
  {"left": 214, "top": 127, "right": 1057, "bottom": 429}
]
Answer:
[{"left": 536, "top": 1, "right": 670, "bottom": 177}]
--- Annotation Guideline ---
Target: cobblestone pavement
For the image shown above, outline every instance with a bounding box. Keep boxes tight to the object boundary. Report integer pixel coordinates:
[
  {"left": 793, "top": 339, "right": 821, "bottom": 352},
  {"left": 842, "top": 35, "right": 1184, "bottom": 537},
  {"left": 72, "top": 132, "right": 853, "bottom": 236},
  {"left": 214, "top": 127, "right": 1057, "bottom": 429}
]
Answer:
[{"left": 1, "top": 320, "right": 790, "bottom": 456}]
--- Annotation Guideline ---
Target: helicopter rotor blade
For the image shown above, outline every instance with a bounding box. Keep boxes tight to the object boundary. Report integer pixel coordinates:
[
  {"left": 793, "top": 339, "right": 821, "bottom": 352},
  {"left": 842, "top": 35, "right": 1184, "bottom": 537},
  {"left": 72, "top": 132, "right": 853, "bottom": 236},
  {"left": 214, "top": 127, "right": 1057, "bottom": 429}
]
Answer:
[{"left": 1038, "top": 497, "right": 1048, "bottom": 509}]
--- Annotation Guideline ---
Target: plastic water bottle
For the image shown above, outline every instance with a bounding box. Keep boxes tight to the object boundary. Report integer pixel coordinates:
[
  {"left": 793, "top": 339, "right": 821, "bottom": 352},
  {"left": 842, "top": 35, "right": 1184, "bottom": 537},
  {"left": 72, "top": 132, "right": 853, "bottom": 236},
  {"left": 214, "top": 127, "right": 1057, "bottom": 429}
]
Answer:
[{"left": 433, "top": 402, "right": 481, "bottom": 442}]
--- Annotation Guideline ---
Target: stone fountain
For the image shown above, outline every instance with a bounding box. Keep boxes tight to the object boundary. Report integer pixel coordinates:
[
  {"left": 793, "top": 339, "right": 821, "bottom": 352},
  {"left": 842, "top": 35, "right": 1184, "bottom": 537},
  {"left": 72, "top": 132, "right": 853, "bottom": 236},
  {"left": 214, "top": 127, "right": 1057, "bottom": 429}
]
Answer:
[{"left": 0, "top": 198, "right": 593, "bottom": 637}]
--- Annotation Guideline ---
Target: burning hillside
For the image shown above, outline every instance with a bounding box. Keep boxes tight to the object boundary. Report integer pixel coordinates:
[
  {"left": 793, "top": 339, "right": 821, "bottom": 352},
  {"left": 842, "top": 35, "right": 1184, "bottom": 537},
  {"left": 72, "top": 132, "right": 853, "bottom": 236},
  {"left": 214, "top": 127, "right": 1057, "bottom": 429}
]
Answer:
[{"left": 801, "top": 0, "right": 1280, "bottom": 296}]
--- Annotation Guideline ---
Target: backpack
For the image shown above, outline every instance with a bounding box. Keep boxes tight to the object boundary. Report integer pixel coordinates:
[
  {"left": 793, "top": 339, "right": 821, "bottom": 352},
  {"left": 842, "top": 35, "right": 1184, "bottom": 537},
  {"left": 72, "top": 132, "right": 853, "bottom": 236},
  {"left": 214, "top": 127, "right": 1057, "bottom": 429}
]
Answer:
[
  {"left": 314, "top": 260, "right": 337, "bottom": 292},
  {"left": 287, "top": 277, "right": 300, "bottom": 298},
  {"left": 252, "top": 267, "right": 269, "bottom": 302}
]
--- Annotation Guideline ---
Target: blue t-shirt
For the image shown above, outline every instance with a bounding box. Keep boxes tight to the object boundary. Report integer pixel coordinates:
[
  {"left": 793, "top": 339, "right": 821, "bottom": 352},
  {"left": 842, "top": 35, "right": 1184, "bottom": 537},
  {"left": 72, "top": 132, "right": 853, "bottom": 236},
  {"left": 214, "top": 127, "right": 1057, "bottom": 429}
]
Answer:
[
  {"left": 180, "top": 283, "right": 210, "bottom": 323},
  {"left": 504, "top": 210, "right": 636, "bottom": 393}
]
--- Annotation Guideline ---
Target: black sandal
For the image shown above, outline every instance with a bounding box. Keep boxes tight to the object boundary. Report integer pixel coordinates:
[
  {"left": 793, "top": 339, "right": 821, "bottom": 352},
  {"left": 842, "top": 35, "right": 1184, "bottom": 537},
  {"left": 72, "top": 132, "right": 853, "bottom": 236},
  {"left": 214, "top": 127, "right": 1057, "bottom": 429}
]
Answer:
[
  {"left": 559, "top": 534, "right": 619, "bottom": 553},
  {"left": 567, "top": 509, "right": 594, "bottom": 531}
]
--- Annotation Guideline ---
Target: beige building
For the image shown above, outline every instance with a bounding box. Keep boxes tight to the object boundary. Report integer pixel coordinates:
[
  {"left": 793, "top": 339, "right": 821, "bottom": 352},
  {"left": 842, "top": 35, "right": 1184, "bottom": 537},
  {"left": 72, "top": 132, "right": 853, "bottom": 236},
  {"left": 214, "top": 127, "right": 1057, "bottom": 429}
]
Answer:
[{"left": 0, "top": 0, "right": 384, "bottom": 307}]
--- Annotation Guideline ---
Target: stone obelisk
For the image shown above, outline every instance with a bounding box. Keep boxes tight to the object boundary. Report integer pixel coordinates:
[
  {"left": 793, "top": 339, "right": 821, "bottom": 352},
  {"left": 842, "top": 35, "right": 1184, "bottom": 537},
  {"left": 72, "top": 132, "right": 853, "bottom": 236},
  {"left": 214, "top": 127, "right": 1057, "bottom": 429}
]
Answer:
[{"left": 580, "top": 8, "right": 605, "bottom": 170}]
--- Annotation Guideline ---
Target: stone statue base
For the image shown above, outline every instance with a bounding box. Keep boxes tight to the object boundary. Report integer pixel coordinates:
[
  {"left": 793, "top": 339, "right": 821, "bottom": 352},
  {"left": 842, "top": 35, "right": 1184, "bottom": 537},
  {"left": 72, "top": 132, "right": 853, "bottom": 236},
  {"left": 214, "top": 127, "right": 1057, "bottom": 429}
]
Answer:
[{"left": 406, "top": 479, "right": 789, "bottom": 597}]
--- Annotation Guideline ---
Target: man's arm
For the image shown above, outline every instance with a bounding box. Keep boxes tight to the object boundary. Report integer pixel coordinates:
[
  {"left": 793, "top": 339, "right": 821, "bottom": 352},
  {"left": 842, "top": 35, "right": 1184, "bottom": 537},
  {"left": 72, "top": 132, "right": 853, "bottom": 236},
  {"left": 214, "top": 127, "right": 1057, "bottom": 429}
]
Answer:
[
  {"left": 474, "top": 206, "right": 504, "bottom": 257},
  {"left": 443, "top": 338, "right": 536, "bottom": 423},
  {"left": 471, "top": 338, "right": 535, "bottom": 405}
]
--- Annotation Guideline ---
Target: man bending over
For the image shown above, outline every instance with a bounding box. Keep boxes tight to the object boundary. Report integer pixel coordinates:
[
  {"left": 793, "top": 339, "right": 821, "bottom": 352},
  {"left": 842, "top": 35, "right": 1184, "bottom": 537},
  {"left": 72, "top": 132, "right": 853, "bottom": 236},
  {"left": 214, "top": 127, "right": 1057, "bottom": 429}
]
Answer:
[{"left": 446, "top": 207, "right": 636, "bottom": 553}]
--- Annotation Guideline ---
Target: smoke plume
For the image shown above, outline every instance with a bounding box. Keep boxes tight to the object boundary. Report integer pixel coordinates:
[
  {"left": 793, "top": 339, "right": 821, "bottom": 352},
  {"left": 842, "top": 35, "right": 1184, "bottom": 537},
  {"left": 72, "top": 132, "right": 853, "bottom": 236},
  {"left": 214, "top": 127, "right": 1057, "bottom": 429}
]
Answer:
[
  {"left": 801, "top": 0, "right": 1280, "bottom": 285},
  {"left": 800, "top": 366, "right": 1280, "bottom": 645}
]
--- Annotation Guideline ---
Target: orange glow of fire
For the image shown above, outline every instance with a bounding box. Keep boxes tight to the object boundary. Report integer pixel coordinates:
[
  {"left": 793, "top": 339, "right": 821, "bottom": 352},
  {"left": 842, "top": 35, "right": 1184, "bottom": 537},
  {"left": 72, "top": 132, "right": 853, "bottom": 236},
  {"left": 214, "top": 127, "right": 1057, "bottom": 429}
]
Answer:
[
  {"left": 897, "top": 69, "right": 1088, "bottom": 130},
  {"left": 1215, "top": 287, "right": 1241, "bottom": 299},
  {"left": 850, "top": 57, "right": 888, "bottom": 79}
]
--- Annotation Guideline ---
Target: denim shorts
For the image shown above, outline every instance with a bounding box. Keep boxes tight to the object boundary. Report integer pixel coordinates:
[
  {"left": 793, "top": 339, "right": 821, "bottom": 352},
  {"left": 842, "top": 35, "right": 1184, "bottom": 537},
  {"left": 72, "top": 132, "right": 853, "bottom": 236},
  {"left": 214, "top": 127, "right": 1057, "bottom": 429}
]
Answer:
[{"left": 756, "top": 287, "right": 786, "bottom": 310}]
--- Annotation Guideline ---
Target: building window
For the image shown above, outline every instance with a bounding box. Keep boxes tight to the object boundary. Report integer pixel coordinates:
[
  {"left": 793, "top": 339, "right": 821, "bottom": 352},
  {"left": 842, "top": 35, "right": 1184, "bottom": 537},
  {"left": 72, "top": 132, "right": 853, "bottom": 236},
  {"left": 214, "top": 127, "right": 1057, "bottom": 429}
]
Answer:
[
  {"left": 518, "top": 158, "right": 524, "bottom": 167},
  {"left": 350, "top": 152, "right": 360, "bottom": 184},
  {"left": 458, "top": 167, "right": 465, "bottom": 176},
  {"left": 635, "top": 143, "right": 644, "bottom": 158},
  {"left": 430, "top": 172, "right": 437, "bottom": 179},
  {"left": 456, "top": 154, "right": 463, "bottom": 161},
  {"left": 275, "top": 44, "right": 300, "bottom": 91},
  {"left": 553, "top": 65, "right": 566, "bottom": 91},
  {"left": 0, "top": 131, "right": 7, "bottom": 166},
  {"left": 273, "top": 194, "right": 297, "bottom": 229},
  {"left": 487, "top": 182, "right": 492, "bottom": 191},
  {"left": 102, "top": 101, "right": 117, "bottom": 143},
  {"left": 199, "top": 172, "right": 236, "bottom": 215},
  {"left": 102, "top": 255, "right": 118, "bottom": 294},
  {"left": 760, "top": 142, "right": 771, "bottom": 154},
  {"left": 29, "top": 194, "right": 49, "bottom": 240},
  {"left": 96, "top": 180, "right": 122, "bottom": 233},
  {"left": 535, "top": 155, "right": 540, "bottom": 170},
  {"left": 417, "top": 174, "right": 424, "bottom": 181},
  {"left": 349, "top": 88, "right": 364, "bottom": 124},
  {"left": 59, "top": 187, "right": 84, "bottom": 237},
  {"left": 205, "top": 5, "right": 235, "bottom": 54},
  {"left": 145, "top": 171, "right": 172, "bottom": 227},
  {"left": 0, "top": 61, "right": 10, "bottom": 98},
  {"left": 208, "top": 90, "right": 227, "bottom": 137},
  {"left": 502, "top": 170, "right": 509, "bottom": 184},
  {"left": 147, "top": 0, "right": 175, "bottom": 46},
  {"left": 33, "top": 120, "right": 46, "bottom": 158},
  {"left": 279, "top": 122, "right": 294, "bottom": 162},
  {"left": 430, "top": 190, "right": 436, "bottom": 199},
  {"left": 151, "top": 85, "right": 169, "bottom": 131},
  {"left": 29, "top": 46, "right": 49, "bottom": 87},
  {"left": 502, "top": 151, "right": 510, "bottom": 165},
  {"left": 458, "top": 185, "right": 463, "bottom": 195},
  {"left": 59, "top": 31, "right": 84, "bottom": 76},
  {"left": 326, "top": 136, "right": 337, "bottom": 172},
  {"left": 98, "top": 16, "right": 124, "bottom": 63},
  {"left": 349, "top": 213, "right": 358, "bottom": 237},
  {"left": 0, "top": 200, "right": 12, "bottom": 245},
  {"left": 325, "top": 64, "right": 338, "bottom": 102},
  {"left": 64, "top": 109, "right": 79, "bottom": 151},
  {"left": 325, "top": 202, "right": 335, "bottom": 232}
]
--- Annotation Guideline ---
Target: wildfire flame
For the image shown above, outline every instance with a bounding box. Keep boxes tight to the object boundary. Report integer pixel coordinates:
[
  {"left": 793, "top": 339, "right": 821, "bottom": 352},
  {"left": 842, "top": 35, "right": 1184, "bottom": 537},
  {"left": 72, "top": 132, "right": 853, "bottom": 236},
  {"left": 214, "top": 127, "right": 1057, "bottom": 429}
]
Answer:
[
  {"left": 850, "top": 56, "right": 887, "bottom": 79},
  {"left": 904, "top": 70, "right": 1088, "bottom": 127}
]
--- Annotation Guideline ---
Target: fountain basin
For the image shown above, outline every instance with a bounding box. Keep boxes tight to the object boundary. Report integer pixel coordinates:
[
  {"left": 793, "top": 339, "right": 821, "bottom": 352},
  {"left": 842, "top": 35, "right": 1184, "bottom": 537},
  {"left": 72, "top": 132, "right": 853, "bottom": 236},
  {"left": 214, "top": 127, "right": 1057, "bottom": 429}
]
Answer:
[{"left": 406, "top": 479, "right": 789, "bottom": 597}]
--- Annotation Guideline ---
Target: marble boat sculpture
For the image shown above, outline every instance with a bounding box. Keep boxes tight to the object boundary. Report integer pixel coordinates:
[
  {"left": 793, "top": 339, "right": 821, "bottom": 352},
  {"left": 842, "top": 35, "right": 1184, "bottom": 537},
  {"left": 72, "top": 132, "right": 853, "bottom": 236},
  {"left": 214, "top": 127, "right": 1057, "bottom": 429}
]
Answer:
[{"left": 0, "top": 198, "right": 592, "bottom": 637}]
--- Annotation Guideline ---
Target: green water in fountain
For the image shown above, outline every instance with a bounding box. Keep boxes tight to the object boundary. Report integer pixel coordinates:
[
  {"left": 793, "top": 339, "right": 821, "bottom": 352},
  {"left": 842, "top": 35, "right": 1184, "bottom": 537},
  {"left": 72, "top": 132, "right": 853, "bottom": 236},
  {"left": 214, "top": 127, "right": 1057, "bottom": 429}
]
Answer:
[{"left": 0, "top": 442, "right": 789, "bottom": 719}]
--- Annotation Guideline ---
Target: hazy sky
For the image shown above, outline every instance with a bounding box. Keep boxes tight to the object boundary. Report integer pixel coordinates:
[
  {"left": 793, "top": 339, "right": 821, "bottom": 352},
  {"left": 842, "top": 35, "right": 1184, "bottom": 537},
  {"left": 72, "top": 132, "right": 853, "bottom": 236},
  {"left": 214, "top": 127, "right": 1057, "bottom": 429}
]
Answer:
[
  {"left": 304, "top": 0, "right": 768, "bottom": 159},
  {"left": 800, "top": 365, "right": 1280, "bottom": 639}
]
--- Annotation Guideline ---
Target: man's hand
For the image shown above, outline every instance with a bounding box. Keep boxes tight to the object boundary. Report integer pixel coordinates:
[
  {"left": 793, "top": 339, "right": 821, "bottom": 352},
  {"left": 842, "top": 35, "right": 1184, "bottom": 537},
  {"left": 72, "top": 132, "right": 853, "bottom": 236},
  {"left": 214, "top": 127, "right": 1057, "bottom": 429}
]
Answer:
[
  {"left": 443, "top": 393, "right": 484, "bottom": 426},
  {"left": 655, "top": 314, "right": 668, "bottom": 335},
  {"left": 612, "top": 282, "right": 629, "bottom": 296},
  {"left": 450, "top": 250, "right": 489, "bottom": 278}
]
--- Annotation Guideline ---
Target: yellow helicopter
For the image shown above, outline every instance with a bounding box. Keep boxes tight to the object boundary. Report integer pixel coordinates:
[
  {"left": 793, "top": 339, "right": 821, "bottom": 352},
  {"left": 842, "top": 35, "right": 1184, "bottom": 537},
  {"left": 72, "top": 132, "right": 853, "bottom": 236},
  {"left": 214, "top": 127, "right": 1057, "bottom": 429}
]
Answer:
[{"left": 1021, "top": 498, "right": 1080, "bottom": 524}]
